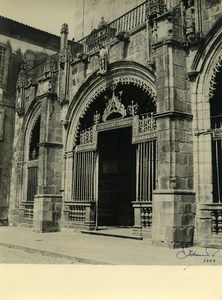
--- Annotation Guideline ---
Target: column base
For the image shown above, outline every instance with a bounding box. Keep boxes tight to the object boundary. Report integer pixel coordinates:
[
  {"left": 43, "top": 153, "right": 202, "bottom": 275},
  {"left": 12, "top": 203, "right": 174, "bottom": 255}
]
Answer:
[
  {"left": 152, "top": 189, "right": 195, "bottom": 248},
  {"left": 33, "top": 194, "right": 62, "bottom": 233}
]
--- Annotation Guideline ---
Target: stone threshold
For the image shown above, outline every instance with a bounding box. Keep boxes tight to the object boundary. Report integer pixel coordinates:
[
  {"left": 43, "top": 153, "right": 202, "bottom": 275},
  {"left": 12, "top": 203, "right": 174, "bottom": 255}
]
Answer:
[{"left": 81, "top": 228, "right": 143, "bottom": 240}]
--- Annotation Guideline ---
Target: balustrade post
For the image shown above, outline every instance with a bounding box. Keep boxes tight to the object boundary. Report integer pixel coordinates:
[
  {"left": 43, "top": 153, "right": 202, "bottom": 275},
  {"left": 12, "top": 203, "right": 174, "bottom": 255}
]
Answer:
[
  {"left": 211, "top": 210, "right": 217, "bottom": 234},
  {"left": 217, "top": 210, "right": 222, "bottom": 234}
]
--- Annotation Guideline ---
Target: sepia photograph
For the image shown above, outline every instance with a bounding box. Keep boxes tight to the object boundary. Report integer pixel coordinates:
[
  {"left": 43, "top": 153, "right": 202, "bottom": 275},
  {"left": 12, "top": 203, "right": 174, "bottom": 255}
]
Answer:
[{"left": 0, "top": 0, "right": 222, "bottom": 299}]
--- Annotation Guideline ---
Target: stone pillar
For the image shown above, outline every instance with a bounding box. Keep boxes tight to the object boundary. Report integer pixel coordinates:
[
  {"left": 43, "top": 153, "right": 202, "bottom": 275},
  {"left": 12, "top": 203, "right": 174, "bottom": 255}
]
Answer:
[
  {"left": 84, "top": 202, "right": 96, "bottom": 230},
  {"left": 60, "top": 23, "right": 69, "bottom": 51},
  {"left": 33, "top": 194, "right": 62, "bottom": 232},
  {"left": 132, "top": 202, "right": 142, "bottom": 237},
  {"left": 151, "top": 6, "right": 195, "bottom": 248},
  {"left": 33, "top": 73, "right": 63, "bottom": 232}
]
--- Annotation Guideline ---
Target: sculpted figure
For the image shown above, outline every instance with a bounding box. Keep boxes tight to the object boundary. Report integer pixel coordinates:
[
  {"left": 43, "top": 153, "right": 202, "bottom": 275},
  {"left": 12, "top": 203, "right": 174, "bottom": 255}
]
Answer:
[
  {"left": 98, "top": 44, "right": 108, "bottom": 75},
  {"left": 185, "top": 0, "right": 195, "bottom": 36}
]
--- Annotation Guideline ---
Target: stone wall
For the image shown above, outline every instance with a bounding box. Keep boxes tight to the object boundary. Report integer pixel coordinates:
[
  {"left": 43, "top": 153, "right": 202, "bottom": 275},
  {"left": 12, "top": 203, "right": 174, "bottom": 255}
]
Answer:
[
  {"left": 1, "top": 17, "right": 60, "bottom": 226},
  {"left": 201, "top": 0, "right": 222, "bottom": 34},
  {"left": 73, "top": 0, "right": 145, "bottom": 40}
]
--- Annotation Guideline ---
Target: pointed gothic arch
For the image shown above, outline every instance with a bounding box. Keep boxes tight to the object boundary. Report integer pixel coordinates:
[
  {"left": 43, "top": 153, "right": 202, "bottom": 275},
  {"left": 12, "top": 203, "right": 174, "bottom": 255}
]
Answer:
[{"left": 18, "top": 101, "right": 42, "bottom": 222}]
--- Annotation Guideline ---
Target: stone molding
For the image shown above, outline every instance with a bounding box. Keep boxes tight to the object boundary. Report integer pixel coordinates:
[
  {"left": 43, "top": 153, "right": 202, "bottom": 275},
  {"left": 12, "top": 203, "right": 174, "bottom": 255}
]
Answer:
[
  {"left": 155, "top": 111, "right": 193, "bottom": 120},
  {"left": 153, "top": 189, "right": 195, "bottom": 195},
  {"left": 209, "top": 51, "right": 222, "bottom": 100},
  {"left": 38, "top": 142, "right": 63, "bottom": 148}
]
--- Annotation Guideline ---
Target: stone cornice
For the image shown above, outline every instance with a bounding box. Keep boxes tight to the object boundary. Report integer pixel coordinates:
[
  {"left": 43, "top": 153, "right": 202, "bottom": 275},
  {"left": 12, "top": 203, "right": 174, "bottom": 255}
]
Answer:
[
  {"left": 155, "top": 111, "right": 193, "bottom": 120},
  {"left": 153, "top": 189, "right": 195, "bottom": 195},
  {"left": 38, "top": 142, "right": 63, "bottom": 148},
  {"left": 152, "top": 38, "right": 185, "bottom": 50},
  {"left": 36, "top": 92, "right": 57, "bottom": 100}
]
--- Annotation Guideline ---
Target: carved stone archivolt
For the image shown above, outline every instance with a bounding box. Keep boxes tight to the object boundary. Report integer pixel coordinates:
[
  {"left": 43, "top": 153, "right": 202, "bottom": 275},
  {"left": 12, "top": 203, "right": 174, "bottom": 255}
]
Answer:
[
  {"left": 71, "top": 76, "right": 156, "bottom": 146},
  {"left": 209, "top": 52, "right": 222, "bottom": 100}
]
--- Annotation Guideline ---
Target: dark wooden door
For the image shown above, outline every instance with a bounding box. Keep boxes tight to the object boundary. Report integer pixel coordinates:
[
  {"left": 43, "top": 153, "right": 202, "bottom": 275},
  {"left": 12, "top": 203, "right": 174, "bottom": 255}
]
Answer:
[{"left": 98, "top": 127, "right": 135, "bottom": 226}]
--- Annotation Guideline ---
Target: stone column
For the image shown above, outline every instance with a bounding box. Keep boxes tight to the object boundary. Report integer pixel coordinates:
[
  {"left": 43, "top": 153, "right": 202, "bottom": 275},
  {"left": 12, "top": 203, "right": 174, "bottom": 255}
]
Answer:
[
  {"left": 33, "top": 73, "right": 63, "bottom": 232},
  {"left": 151, "top": 6, "right": 195, "bottom": 248}
]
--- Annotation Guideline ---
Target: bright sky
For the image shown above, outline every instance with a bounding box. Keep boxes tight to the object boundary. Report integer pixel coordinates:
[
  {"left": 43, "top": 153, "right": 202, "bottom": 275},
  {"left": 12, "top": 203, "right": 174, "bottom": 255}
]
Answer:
[{"left": 0, "top": 0, "right": 76, "bottom": 38}]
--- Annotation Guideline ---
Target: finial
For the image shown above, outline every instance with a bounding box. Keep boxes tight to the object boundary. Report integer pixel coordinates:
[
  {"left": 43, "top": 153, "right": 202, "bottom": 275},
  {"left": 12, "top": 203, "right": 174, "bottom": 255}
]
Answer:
[{"left": 61, "top": 23, "right": 69, "bottom": 34}]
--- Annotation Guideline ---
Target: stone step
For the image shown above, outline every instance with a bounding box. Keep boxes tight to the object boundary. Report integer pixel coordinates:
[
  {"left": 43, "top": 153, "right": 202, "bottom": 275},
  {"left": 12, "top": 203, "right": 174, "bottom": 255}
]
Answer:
[{"left": 81, "top": 227, "right": 143, "bottom": 240}]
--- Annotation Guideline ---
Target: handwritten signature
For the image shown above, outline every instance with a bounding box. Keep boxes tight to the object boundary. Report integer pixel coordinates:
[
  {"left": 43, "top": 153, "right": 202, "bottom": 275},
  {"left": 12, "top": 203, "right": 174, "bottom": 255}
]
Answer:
[{"left": 176, "top": 248, "right": 220, "bottom": 260}]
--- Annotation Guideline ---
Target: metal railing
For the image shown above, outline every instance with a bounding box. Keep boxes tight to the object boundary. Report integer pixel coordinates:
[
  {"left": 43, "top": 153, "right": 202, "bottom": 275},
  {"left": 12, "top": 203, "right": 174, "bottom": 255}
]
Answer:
[{"left": 71, "top": 1, "right": 146, "bottom": 57}]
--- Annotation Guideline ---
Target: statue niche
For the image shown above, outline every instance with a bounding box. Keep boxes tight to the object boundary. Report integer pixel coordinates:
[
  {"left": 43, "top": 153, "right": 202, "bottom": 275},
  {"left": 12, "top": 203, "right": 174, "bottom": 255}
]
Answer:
[{"left": 184, "top": 0, "right": 196, "bottom": 44}]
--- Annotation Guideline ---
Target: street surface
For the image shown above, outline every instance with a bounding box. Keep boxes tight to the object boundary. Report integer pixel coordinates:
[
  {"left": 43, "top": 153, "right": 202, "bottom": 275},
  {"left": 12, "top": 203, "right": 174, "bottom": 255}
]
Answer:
[{"left": 0, "top": 245, "right": 79, "bottom": 264}]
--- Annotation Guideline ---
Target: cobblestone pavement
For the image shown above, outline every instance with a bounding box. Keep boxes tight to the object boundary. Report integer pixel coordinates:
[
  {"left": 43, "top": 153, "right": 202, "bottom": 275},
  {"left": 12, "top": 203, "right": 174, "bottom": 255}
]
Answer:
[{"left": 0, "top": 245, "right": 79, "bottom": 264}]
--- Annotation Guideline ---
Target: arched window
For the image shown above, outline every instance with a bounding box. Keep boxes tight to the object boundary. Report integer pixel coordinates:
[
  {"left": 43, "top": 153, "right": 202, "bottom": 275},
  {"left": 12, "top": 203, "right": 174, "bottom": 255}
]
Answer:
[{"left": 29, "top": 115, "right": 41, "bottom": 160}]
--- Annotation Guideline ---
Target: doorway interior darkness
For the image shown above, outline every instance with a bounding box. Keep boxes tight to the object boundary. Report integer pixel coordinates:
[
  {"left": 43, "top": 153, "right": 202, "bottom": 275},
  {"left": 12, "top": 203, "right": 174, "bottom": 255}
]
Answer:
[{"left": 97, "top": 126, "right": 136, "bottom": 226}]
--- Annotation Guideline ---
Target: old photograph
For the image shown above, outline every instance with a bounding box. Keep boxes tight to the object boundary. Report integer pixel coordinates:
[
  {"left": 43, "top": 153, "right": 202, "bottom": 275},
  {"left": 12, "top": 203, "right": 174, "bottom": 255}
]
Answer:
[{"left": 0, "top": 0, "right": 222, "bottom": 299}]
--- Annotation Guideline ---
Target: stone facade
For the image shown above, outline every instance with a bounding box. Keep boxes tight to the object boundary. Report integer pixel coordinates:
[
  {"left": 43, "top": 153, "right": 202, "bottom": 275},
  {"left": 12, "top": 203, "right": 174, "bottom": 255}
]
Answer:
[
  {"left": 0, "top": 16, "right": 60, "bottom": 226},
  {"left": 3, "top": 0, "right": 222, "bottom": 248}
]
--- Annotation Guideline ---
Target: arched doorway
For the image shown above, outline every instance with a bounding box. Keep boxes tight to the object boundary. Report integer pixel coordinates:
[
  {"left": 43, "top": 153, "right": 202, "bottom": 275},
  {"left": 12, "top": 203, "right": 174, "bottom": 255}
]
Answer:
[
  {"left": 210, "top": 59, "right": 222, "bottom": 235},
  {"left": 20, "top": 113, "right": 41, "bottom": 223},
  {"left": 69, "top": 82, "right": 156, "bottom": 231},
  {"left": 210, "top": 66, "right": 222, "bottom": 204}
]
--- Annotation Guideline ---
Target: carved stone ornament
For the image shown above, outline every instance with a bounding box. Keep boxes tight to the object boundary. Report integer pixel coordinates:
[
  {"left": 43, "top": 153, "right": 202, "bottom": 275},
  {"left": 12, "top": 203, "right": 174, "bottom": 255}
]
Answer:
[
  {"left": 61, "top": 23, "right": 69, "bottom": 34},
  {"left": 146, "top": 0, "right": 167, "bottom": 22},
  {"left": 209, "top": 52, "right": 222, "bottom": 100},
  {"left": 76, "top": 52, "right": 89, "bottom": 63},
  {"left": 98, "top": 45, "right": 109, "bottom": 75},
  {"left": 24, "top": 50, "right": 35, "bottom": 71},
  {"left": 62, "top": 119, "right": 69, "bottom": 129},
  {"left": 17, "top": 65, "right": 27, "bottom": 88},
  {"left": 127, "top": 101, "right": 139, "bottom": 116},
  {"left": 97, "top": 17, "right": 107, "bottom": 29},
  {"left": 16, "top": 66, "right": 27, "bottom": 116},
  {"left": 102, "top": 88, "right": 126, "bottom": 122},
  {"left": 44, "top": 54, "right": 58, "bottom": 76},
  {"left": 59, "top": 45, "right": 72, "bottom": 65},
  {"left": 115, "top": 31, "right": 130, "bottom": 43},
  {"left": 72, "top": 76, "right": 156, "bottom": 146},
  {"left": 132, "top": 114, "right": 157, "bottom": 144}
]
